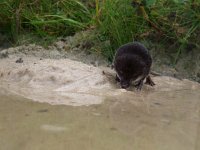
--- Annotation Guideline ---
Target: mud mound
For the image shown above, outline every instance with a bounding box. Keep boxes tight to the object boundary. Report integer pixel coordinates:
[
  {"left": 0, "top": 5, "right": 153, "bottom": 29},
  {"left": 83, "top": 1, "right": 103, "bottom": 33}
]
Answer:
[
  {"left": 0, "top": 57, "right": 113, "bottom": 106},
  {"left": 0, "top": 56, "right": 200, "bottom": 106}
]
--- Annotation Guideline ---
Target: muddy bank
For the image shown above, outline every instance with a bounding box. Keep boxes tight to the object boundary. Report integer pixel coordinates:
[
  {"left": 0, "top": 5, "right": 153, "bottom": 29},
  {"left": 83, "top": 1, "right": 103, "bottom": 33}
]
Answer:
[
  {"left": 0, "top": 29, "right": 200, "bottom": 106},
  {"left": 0, "top": 56, "right": 200, "bottom": 106},
  {"left": 148, "top": 41, "right": 200, "bottom": 83},
  {"left": 0, "top": 41, "right": 200, "bottom": 149},
  {"left": 0, "top": 56, "right": 110, "bottom": 106},
  {"left": 0, "top": 59, "right": 200, "bottom": 149},
  {"left": 1, "top": 30, "right": 200, "bottom": 83},
  {"left": 0, "top": 30, "right": 108, "bottom": 67}
]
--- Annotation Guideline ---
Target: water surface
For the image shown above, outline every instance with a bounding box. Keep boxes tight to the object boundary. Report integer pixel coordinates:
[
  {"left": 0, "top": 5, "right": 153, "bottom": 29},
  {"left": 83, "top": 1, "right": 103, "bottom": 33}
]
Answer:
[{"left": 0, "top": 87, "right": 199, "bottom": 150}]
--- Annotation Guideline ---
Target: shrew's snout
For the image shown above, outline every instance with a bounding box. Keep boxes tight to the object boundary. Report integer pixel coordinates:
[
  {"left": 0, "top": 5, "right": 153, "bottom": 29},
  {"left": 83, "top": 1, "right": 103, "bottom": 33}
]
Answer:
[{"left": 120, "top": 81, "right": 130, "bottom": 89}]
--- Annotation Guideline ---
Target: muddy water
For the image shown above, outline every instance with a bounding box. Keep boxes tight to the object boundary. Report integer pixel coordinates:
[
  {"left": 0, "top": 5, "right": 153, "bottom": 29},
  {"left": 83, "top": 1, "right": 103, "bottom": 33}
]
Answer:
[
  {"left": 0, "top": 57, "right": 200, "bottom": 150},
  {"left": 0, "top": 86, "right": 200, "bottom": 150}
]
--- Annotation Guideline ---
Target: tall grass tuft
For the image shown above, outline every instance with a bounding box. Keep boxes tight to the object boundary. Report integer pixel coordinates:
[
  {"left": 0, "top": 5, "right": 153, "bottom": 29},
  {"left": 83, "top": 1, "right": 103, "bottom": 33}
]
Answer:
[
  {"left": 96, "top": 0, "right": 200, "bottom": 62},
  {"left": 0, "top": 0, "right": 200, "bottom": 63},
  {"left": 0, "top": 0, "right": 91, "bottom": 41},
  {"left": 96, "top": 0, "right": 148, "bottom": 61}
]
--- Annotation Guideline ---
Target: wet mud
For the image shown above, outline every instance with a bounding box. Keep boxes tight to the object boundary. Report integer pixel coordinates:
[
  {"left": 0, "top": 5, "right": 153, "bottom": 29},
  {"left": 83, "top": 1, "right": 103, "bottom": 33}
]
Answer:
[
  {"left": 0, "top": 86, "right": 200, "bottom": 150},
  {"left": 0, "top": 56, "right": 200, "bottom": 150}
]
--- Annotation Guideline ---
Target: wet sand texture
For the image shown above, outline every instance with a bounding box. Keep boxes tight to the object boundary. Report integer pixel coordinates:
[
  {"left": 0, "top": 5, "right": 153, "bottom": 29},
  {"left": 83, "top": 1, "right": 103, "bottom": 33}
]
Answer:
[{"left": 0, "top": 57, "right": 200, "bottom": 150}]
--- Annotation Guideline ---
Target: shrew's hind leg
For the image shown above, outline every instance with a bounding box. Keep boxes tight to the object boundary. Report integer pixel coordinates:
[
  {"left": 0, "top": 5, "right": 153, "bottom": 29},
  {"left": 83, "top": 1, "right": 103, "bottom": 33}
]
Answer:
[{"left": 145, "top": 75, "right": 155, "bottom": 86}]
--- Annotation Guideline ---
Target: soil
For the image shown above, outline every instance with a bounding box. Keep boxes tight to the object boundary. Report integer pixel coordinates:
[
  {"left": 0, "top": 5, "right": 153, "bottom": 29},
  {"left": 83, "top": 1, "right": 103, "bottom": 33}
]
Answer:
[{"left": 0, "top": 29, "right": 200, "bottom": 82}]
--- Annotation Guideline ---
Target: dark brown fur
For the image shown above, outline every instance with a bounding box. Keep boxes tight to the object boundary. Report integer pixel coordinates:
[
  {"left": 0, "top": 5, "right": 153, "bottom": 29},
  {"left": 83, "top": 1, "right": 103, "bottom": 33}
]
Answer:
[{"left": 114, "top": 42, "right": 155, "bottom": 90}]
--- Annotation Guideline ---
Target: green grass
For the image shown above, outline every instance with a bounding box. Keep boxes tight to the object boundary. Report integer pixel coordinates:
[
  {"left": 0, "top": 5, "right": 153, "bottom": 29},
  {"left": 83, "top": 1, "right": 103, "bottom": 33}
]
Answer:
[
  {"left": 95, "top": 0, "right": 200, "bottom": 62},
  {"left": 96, "top": 0, "right": 149, "bottom": 61},
  {"left": 0, "top": 0, "right": 91, "bottom": 41},
  {"left": 0, "top": 0, "right": 200, "bottom": 63}
]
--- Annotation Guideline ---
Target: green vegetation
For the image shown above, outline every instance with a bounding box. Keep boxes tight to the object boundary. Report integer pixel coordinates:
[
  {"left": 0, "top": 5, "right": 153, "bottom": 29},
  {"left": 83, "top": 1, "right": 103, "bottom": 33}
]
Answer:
[
  {"left": 0, "top": 0, "right": 91, "bottom": 40},
  {"left": 97, "top": 0, "right": 200, "bottom": 61},
  {"left": 0, "top": 0, "right": 200, "bottom": 62}
]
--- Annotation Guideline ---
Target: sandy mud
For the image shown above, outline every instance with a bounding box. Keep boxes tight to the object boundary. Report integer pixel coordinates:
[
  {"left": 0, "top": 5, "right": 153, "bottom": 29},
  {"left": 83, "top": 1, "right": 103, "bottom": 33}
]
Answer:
[
  {"left": 0, "top": 45, "right": 200, "bottom": 149},
  {"left": 0, "top": 56, "right": 199, "bottom": 107}
]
